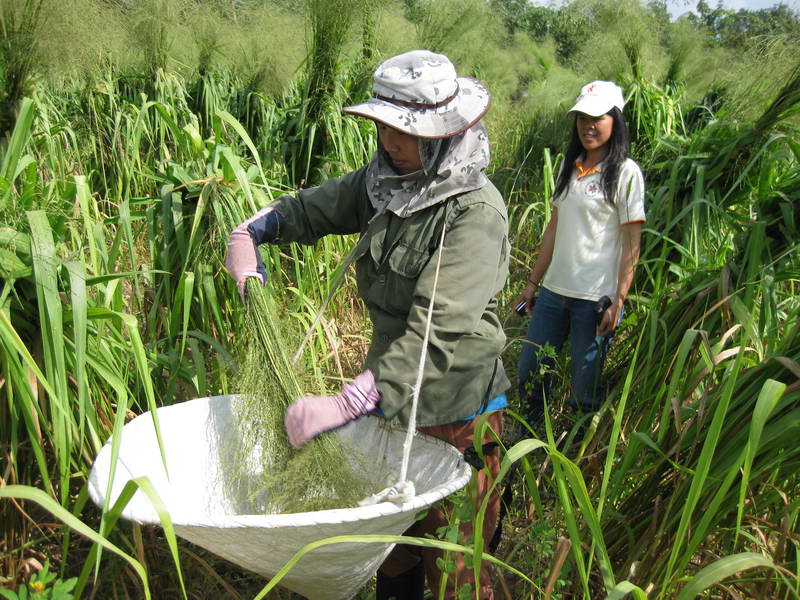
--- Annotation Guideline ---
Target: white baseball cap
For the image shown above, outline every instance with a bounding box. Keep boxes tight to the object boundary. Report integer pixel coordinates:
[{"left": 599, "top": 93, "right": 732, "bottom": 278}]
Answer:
[{"left": 568, "top": 80, "right": 625, "bottom": 117}]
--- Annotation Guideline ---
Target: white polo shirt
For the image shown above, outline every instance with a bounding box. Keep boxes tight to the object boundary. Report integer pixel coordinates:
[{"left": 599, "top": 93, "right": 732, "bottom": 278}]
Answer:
[{"left": 543, "top": 157, "right": 645, "bottom": 301}]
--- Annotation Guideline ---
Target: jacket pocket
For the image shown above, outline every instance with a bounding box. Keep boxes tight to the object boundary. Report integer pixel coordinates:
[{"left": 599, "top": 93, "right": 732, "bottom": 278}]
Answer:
[{"left": 387, "top": 242, "right": 431, "bottom": 278}]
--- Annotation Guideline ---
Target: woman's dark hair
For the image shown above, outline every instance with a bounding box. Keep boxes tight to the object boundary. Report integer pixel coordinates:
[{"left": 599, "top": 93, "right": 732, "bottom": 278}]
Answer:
[{"left": 553, "top": 106, "right": 629, "bottom": 205}]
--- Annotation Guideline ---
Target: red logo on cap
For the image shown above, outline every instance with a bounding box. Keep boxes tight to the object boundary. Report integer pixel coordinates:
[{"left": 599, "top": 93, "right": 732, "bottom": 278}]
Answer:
[{"left": 587, "top": 84, "right": 596, "bottom": 93}]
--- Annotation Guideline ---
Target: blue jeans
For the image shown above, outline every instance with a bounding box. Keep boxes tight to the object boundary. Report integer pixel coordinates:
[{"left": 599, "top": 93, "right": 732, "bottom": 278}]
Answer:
[{"left": 517, "top": 287, "right": 612, "bottom": 422}]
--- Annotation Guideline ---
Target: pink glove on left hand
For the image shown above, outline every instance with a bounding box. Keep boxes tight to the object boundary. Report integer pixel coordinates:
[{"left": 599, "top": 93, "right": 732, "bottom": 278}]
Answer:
[
  {"left": 225, "top": 206, "right": 273, "bottom": 301},
  {"left": 284, "top": 370, "right": 380, "bottom": 448}
]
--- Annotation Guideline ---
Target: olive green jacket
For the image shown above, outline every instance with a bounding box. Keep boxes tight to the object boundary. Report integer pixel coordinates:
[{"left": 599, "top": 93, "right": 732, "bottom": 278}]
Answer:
[{"left": 273, "top": 166, "right": 510, "bottom": 426}]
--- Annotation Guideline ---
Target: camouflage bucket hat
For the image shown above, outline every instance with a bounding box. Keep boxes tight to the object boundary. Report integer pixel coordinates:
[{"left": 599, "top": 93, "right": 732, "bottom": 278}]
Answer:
[{"left": 343, "top": 50, "right": 491, "bottom": 139}]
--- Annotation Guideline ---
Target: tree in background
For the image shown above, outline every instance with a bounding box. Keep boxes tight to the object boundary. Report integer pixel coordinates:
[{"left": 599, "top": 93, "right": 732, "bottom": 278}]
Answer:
[
  {"left": 491, "top": 0, "right": 593, "bottom": 64},
  {"left": 493, "top": 0, "right": 799, "bottom": 63},
  {"left": 491, "top": 0, "right": 552, "bottom": 40},
  {"left": 689, "top": 0, "right": 800, "bottom": 47}
]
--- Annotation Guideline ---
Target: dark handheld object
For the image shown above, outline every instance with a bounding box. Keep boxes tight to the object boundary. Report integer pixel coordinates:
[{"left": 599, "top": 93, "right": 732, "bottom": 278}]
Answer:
[
  {"left": 594, "top": 295, "right": 612, "bottom": 325},
  {"left": 514, "top": 299, "right": 532, "bottom": 316}
]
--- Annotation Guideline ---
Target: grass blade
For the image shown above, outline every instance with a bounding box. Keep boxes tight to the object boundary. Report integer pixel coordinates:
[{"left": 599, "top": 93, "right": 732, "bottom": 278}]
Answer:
[
  {"left": 0, "top": 485, "right": 151, "bottom": 599},
  {"left": 676, "top": 552, "right": 776, "bottom": 600}
]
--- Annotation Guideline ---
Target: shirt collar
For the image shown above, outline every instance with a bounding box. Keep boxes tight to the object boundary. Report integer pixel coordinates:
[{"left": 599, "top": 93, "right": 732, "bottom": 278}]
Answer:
[{"left": 575, "top": 155, "right": 605, "bottom": 179}]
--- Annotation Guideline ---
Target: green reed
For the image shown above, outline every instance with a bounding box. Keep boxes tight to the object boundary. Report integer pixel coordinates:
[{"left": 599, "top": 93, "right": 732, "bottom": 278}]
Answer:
[{"left": 1, "top": 9, "right": 799, "bottom": 597}]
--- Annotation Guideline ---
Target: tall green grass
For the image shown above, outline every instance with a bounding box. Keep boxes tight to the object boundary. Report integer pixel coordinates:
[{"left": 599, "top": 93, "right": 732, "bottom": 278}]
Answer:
[{"left": 1, "top": 3, "right": 799, "bottom": 598}]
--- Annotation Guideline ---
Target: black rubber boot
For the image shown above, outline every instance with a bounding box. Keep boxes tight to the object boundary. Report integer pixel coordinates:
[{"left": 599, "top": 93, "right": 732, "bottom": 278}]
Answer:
[{"left": 375, "top": 562, "right": 425, "bottom": 600}]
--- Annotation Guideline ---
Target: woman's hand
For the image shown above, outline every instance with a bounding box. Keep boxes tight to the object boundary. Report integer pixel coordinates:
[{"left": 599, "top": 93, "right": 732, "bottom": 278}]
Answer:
[
  {"left": 598, "top": 221, "right": 641, "bottom": 336},
  {"left": 597, "top": 296, "right": 623, "bottom": 336},
  {"left": 225, "top": 206, "right": 275, "bottom": 300},
  {"left": 284, "top": 370, "right": 380, "bottom": 447},
  {"left": 514, "top": 210, "right": 555, "bottom": 316},
  {"left": 225, "top": 206, "right": 286, "bottom": 301},
  {"left": 512, "top": 281, "right": 538, "bottom": 315}
]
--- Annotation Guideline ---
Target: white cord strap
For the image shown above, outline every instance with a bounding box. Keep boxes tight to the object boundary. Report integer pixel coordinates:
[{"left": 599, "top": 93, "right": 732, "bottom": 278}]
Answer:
[
  {"left": 360, "top": 223, "right": 448, "bottom": 506},
  {"left": 399, "top": 222, "right": 447, "bottom": 483},
  {"left": 292, "top": 211, "right": 448, "bottom": 506}
]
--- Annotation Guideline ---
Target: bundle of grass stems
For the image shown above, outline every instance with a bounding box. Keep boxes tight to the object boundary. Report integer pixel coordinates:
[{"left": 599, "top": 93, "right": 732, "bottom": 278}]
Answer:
[{"left": 222, "top": 278, "right": 380, "bottom": 514}]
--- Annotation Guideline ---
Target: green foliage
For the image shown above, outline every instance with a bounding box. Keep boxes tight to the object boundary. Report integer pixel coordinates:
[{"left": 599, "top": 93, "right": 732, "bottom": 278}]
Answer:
[
  {"left": 575, "top": 0, "right": 669, "bottom": 81},
  {"left": 37, "top": 1, "right": 127, "bottom": 83},
  {"left": 491, "top": 0, "right": 553, "bottom": 40},
  {"left": 0, "top": 561, "right": 77, "bottom": 600},
  {"left": 1, "top": 1, "right": 800, "bottom": 597},
  {"left": 689, "top": 0, "right": 800, "bottom": 48},
  {"left": 549, "top": 1, "right": 593, "bottom": 65},
  {"left": 128, "top": 0, "right": 182, "bottom": 77},
  {"left": 0, "top": 0, "right": 46, "bottom": 132},
  {"left": 413, "top": 0, "right": 488, "bottom": 57},
  {"left": 286, "top": 0, "right": 367, "bottom": 183},
  {"left": 661, "top": 18, "right": 720, "bottom": 90}
]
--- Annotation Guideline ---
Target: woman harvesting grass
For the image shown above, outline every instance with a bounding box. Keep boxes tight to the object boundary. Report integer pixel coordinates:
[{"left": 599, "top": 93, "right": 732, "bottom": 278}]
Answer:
[{"left": 226, "top": 50, "right": 510, "bottom": 600}]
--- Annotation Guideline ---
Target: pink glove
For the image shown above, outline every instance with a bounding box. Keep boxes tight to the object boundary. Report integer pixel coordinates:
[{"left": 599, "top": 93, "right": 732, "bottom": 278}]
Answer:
[
  {"left": 285, "top": 370, "right": 380, "bottom": 448},
  {"left": 225, "top": 206, "right": 273, "bottom": 300}
]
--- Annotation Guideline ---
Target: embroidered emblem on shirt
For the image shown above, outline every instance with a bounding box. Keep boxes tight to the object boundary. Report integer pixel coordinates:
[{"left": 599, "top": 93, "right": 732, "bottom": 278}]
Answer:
[{"left": 587, "top": 182, "right": 601, "bottom": 195}]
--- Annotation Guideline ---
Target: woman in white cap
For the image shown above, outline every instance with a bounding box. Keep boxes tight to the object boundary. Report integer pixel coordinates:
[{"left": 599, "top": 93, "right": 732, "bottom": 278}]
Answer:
[
  {"left": 514, "top": 80, "right": 645, "bottom": 428},
  {"left": 226, "top": 50, "right": 509, "bottom": 599}
]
